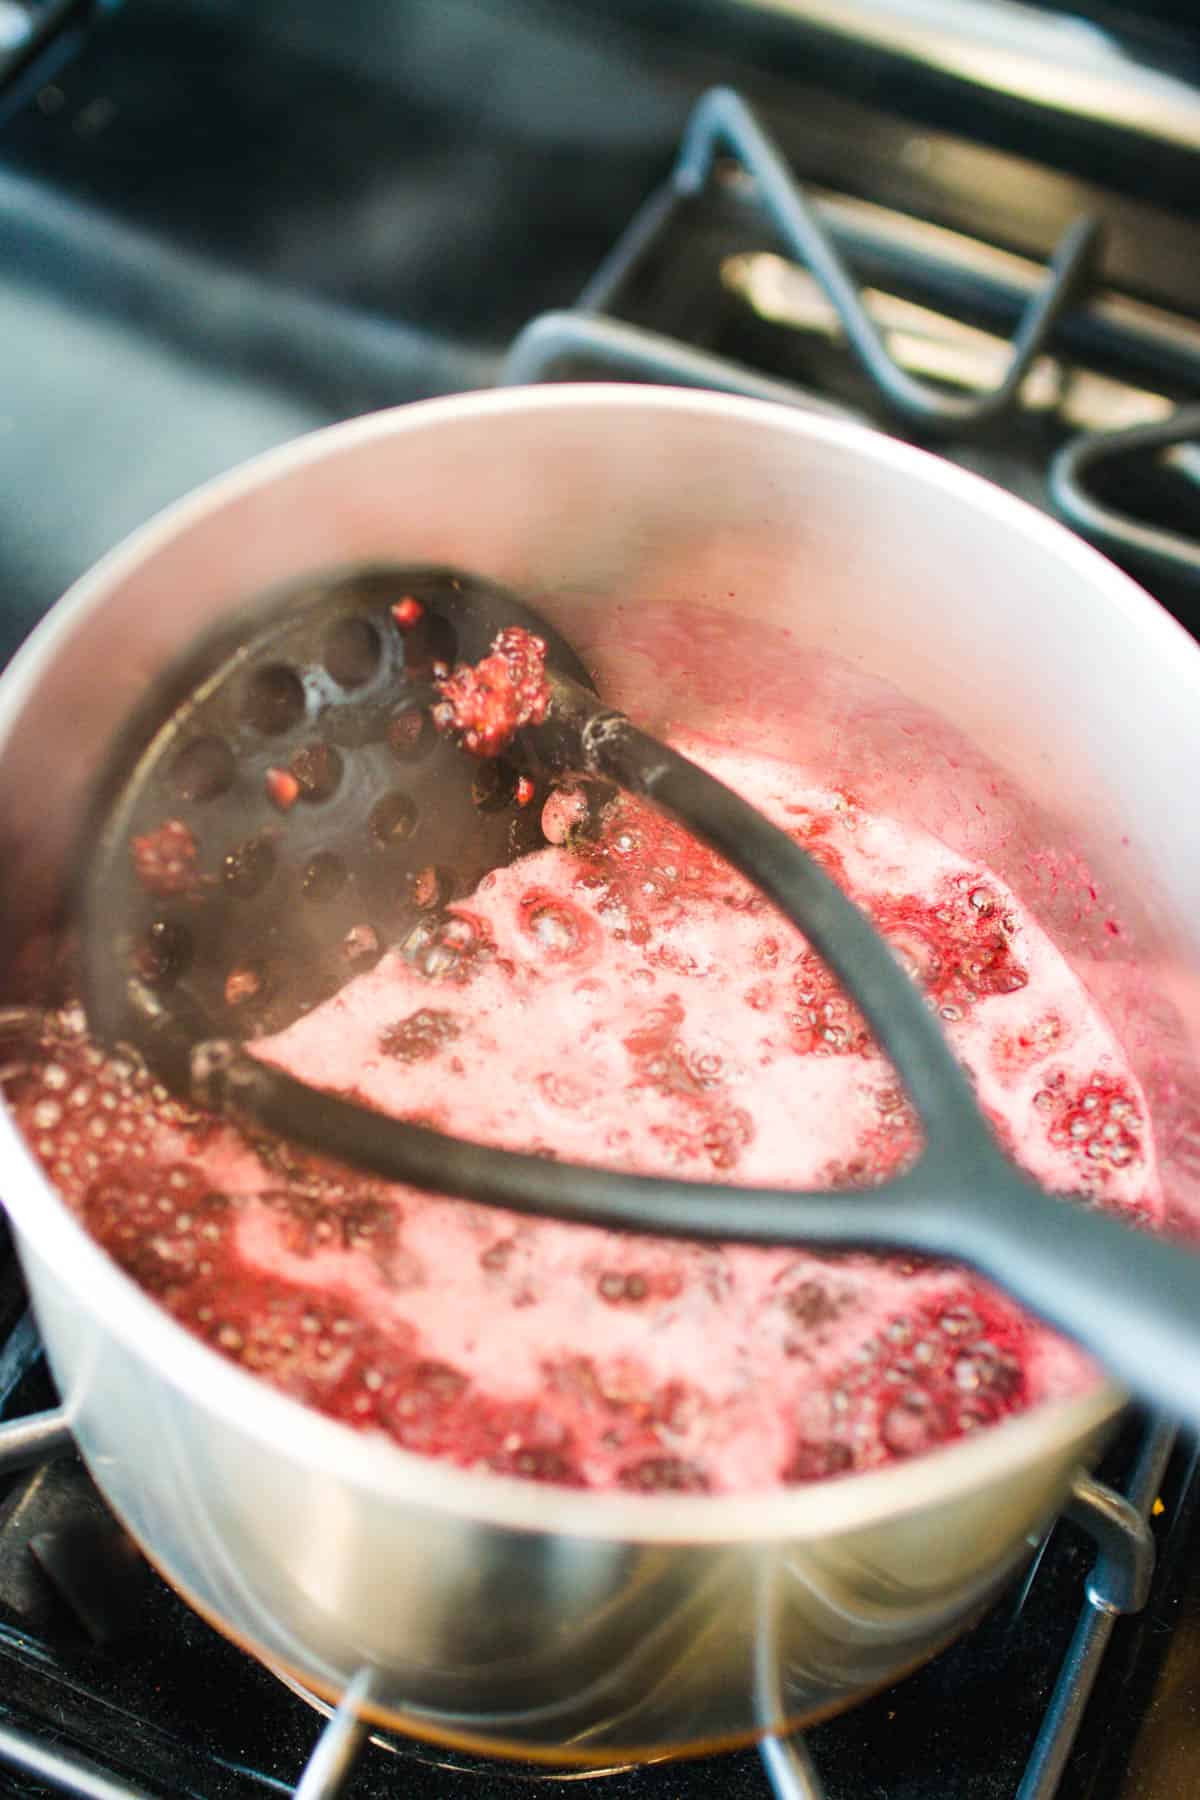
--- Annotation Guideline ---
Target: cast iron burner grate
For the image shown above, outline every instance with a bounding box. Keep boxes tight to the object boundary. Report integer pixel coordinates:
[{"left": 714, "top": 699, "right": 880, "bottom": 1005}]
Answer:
[
  {"left": 505, "top": 88, "right": 1200, "bottom": 593},
  {"left": 2, "top": 80, "right": 1200, "bottom": 1800}
]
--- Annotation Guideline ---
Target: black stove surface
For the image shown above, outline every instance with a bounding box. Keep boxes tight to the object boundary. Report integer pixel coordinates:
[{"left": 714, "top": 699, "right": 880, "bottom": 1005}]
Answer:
[
  {"left": 2, "top": 3, "right": 1200, "bottom": 1796},
  {"left": 0, "top": 0, "right": 698, "bottom": 664}
]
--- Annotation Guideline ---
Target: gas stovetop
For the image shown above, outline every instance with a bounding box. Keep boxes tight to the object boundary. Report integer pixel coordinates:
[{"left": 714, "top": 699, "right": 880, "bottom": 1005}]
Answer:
[{"left": 2, "top": 3, "right": 1200, "bottom": 1796}]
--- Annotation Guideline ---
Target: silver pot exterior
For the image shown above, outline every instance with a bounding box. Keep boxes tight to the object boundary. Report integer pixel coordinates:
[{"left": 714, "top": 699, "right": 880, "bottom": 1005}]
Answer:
[{"left": 2, "top": 386, "right": 1197, "bottom": 1762}]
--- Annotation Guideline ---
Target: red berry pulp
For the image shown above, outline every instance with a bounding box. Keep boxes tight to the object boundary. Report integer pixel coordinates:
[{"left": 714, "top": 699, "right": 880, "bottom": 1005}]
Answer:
[
  {"left": 433, "top": 626, "right": 551, "bottom": 757},
  {"left": 9, "top": 737, "right": 1159, "bottom": 1494}
]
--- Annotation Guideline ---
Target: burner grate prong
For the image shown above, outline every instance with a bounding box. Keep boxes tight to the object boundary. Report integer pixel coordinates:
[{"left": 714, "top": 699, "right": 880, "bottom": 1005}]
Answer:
[
  {"left": 0, "top": 1717, "right": 157, "bottom": 1800},
  {"left": 1016, "top": 1418, "right": 1175, "bottom": 1799},
  {"left": 677, "top": 89, "right": 1101, "bottom": 436},
  {"left": 293, "top": 1667, "right": 373, "bottom": 1800},
  {"left": 0, "top": 1404, "right": 73, "bottom": 1475},
  {"left": 505, "top": 88, "right": 1104, "bottom": 442},
  {"left": 1051, "top": 406, "right": 1200, "bottom": 583},
  {"left": 669, "top": 89, "right": 1099, "bottom": 437},
  {"left": 759, "top": 1732, "right": 827, "bottom": 1800}
]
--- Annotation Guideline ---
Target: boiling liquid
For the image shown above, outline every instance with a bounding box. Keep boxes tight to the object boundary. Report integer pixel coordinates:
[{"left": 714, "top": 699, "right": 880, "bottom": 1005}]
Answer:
[{"left": 12, "top": 738, "right": 1157, "bottom": 1492}]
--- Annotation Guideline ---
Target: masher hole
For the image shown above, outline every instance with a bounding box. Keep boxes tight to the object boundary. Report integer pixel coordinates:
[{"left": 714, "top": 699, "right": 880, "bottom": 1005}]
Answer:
[
  {"left": 324, "top": 617, "right": 382, "bottom": 689},
  {"left": 244, "top": 665, "right": 306, "bottom": 735},
  {"left": 291, "top": 742, "right": 343, "bottom": 803},
  {"left": 400, "top": 609, "right": 457, "bottom": 676},
  {"left": 472, "top": 760, "right": 518, "bottom": 813},
  {"left": 170, "top": 735, "right": 235, "bottom": 802},
  {"left": 410, "top": 864, "right": 456, "bottom": 909},
  {"left": 131, "top": 919, "right": 190, "bottom": 987},
  {"left": 387, "top": 708, "right": 433, "bottom": 761},
  {"left": 370, "top": 792, "right": 418, "bottom": 848}
]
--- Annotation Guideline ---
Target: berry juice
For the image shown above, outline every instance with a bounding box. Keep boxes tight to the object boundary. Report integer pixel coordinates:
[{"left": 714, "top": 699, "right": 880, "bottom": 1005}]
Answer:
[{"left": 9, "top": 737, "right": 1158, "bottom": 1494}]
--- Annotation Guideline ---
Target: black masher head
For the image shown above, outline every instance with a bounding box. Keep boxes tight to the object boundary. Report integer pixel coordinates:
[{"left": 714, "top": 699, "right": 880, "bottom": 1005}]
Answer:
[{"left": 75, "top": 564, "right": 592, "bottom": 1071}]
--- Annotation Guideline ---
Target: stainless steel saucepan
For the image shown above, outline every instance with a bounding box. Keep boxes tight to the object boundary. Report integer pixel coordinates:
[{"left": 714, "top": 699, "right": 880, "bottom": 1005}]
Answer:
[{"left": 0, "top": 385, "right": 1196, "bottom": 1764}]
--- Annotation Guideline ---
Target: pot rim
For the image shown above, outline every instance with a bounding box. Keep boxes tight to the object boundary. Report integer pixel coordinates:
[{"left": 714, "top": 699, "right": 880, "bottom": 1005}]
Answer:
[{"left": 3, "top": 379, "right": 1184, "bottom": 1545}]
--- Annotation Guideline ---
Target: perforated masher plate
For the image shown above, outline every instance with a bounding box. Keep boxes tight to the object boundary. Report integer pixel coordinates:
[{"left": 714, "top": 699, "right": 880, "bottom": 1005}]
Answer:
[{"left": 77, "top": 564, "right": 593, "bottom": 1060}]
